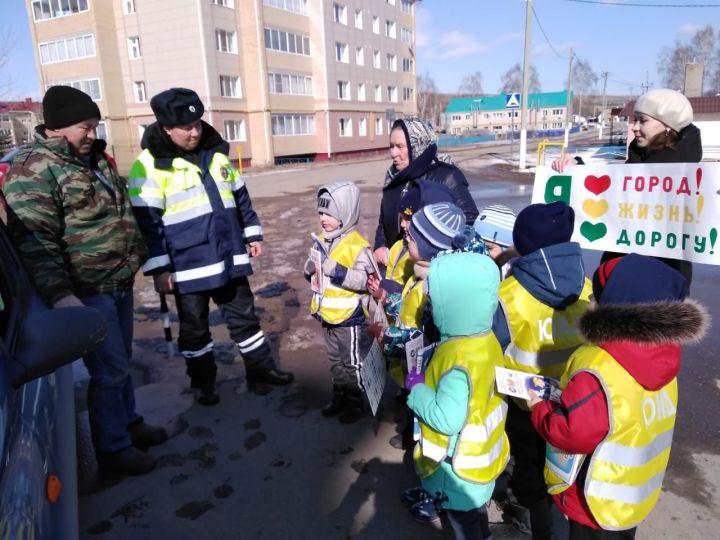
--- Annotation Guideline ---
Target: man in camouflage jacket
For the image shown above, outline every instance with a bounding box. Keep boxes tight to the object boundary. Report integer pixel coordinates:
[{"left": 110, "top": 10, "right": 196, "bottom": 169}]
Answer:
[{"left": 3, "top": 86, "right": 166, "bottom": 476}]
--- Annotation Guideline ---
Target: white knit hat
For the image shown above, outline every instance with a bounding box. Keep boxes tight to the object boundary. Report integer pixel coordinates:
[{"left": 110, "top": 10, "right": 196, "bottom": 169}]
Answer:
[{"left": 634, "top": 88, "right": 693, "bottom": 132}]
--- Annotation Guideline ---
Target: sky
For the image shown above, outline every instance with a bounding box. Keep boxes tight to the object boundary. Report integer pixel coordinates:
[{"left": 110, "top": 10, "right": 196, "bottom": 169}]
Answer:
[{"left": 2, "top": 0, "right": 720, "bottom": 101}]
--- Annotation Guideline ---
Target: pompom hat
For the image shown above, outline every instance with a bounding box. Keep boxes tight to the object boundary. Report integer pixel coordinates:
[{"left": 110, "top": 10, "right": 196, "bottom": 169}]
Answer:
[
  {"left": 634, "top": 88, "right": 693, "bottom": 132},
  {"left": 409, "top": 202, "right": 467, "bottom": 260},
  {"left": 474, "top": 205, "right": 516, "bottom": 247}
]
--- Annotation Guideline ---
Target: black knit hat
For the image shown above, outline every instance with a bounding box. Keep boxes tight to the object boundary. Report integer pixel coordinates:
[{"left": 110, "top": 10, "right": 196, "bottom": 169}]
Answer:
[
  {"left": 43, "top": 86, "right": 101, "bottom": 129},
  {"left": 513, "top": 201, "right": 575, "bottom": 256},
  {"left": 150, "top": 88, "right": 204, "bottom": 126}
]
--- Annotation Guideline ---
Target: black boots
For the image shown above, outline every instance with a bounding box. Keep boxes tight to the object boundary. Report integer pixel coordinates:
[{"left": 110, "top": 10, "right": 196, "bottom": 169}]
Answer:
[
  {"left": 338, "top": 389, "right": 365, "bottom": 424},
  {"left": 322, "top": 387, "right": 346, "bottom": 417},
  {"left": 97, "top": 446, "right": 155, "bottom": 476},
  {"left": 129, "top": 421, "right": 168, "bottom": 447},
  {"left": 186, "top": 354, "right": 220, "bottom": 405},
  {"left": 246, "top": 367, "right": 295, "bottom": 386}
]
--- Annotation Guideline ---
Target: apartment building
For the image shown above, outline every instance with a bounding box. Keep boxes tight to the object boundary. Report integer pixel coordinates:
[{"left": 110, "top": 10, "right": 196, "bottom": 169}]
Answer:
[
  {"left": 445, "top": 91, "right": 573, "bottom": 135},
  {"left": 0, "top": 99, "right": 43, "bottom": 152},
  {"left": 26, "top": 0, "right": 417, "bottom": 171}
]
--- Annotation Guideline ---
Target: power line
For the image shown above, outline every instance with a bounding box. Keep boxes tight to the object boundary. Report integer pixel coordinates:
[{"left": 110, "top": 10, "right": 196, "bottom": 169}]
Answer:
[
  {"left": 531, "top": 5, "right": 571, "bottom": 60},
  {"left": 564, "top": 1, "right": 720, "bottom": 7}
]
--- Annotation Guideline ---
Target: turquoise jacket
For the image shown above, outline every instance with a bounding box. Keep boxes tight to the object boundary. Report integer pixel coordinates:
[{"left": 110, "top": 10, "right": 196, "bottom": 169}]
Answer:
[{"left": 408, "top": 252, "right": 501, "bottom": 511}]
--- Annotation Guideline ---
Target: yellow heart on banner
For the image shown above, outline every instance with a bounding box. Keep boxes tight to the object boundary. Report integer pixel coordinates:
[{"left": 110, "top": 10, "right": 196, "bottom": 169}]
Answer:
[{"left": 582, "top": 199, "right": 609, "bottom": 219}]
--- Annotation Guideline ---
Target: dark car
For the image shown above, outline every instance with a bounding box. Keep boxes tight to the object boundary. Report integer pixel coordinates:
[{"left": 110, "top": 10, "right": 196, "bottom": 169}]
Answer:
[
  {"left": 0, "top": 221, "right": 106, "bottom": 538},
  {"left": 0, "top": 146, "right": 26, "bottom": 188}
]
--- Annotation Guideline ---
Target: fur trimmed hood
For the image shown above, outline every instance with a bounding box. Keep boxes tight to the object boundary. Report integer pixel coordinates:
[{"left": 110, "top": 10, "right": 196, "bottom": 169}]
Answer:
[{"left": 580, "top": 298, "right": 709, "bottom": 345}]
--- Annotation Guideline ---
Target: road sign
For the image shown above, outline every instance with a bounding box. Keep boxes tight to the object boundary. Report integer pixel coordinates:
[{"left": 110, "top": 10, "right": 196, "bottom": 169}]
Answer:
[{"left": 505, "top": 93, "right": 521, "bottom": 108}]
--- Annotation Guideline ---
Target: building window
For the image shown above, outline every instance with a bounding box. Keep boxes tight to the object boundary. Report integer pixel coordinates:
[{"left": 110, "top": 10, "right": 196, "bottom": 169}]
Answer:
[
  {"left": 267, "top": 72, "right": 312, "bottom": 95},
  {"left": 355, "top": 46, "right": 364, "bottom": 66},
  {"left": 337, "top": 81, "right": 350, "bottom": 100},
  {"left": 220, "top": 75, "right": 241, "bottom": 98},
  {"left": 39, "top": 34, "right": 95, "bottom": 64},
  {"left": 333, "top": 3, "right": 347, "bottom": 25},
  {"left": 375, "top": 117, "right": 383, "bottom": 135},
  {"left": 32, "top": 0, "right": 88, "bottom": 21},
  {"left": 264, "top": 27, "right": 310, "bottom": 55},
  {"left": 47, "top": 78, "right": 101, "bottom": 100},
  {"left": 335, "top": 42, "right": 348, "bottom": 63},
  {"left": 127, "top": 36, "right": 141, "bottom": 59},
  {"left": 372, "top": 16, "right": 379, "bottom": 34},
  {"left": 552, "top": 109, "right": 563, "bottom": 116},
  {"left": 263, "top": 0, "right": 307, "bottom": 15},
  {"left": 134, "top": 81, "right": 146, "bottom": 103},
  {"left": 216, "top": 29, "right": 237, "bottom": 53},
  {"left": 214, "top": 0, "right": 236, "bottom": 7},
  {"left": 96, "top": 121, "right": 108, "bottom": 142},
  {"left": 373, "top": 50, "right": 381, "bottom": 69},
  {"left": 224, "top": 119, "right": 246, "bottom": 141},
  {"left": 401, "top": 27, "right": 413, "bottom": 44},
  {"left": 357, "top": 82, "right": 366, "bottom": 101},
  {"left": 354, "top": 9, "right": 363, "bottom": 29},
  {"left": 374, "top": 84, "right": 382, "bottom": 102},
  {"left": 339, "top": 118, "right": 352, "bottom": 137},
  {"left": 385, "top": 20, "right": 396, "bottom": 39},
  {"left": 403, "top": 87, "right": 414, "bottom": 101},
  {"left": 402, "top": 57, "right": 413, "bottom": 73},
  {"left": 387, "top": 85, "right": 397, "bottom": 102},
  {"left": 271, "top": 114, "right": 315, "bottom": 136},
  {"left": 401, "top": 0, "right": 413, "bottom": 14},
  {"left": 386, "top": 53, "right": 397, "bottom": 71},
  {"left": 358, "top": 117, "right": 367, "bottom": 136},
  {"left": 123, "top": 0, "right": 136, "bottom": 15}
]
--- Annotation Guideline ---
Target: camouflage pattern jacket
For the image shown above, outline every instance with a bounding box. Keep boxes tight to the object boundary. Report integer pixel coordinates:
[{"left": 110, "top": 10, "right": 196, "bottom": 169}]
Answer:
[{"left": 3, "top": 128, "right": 148, "bottom": 306}]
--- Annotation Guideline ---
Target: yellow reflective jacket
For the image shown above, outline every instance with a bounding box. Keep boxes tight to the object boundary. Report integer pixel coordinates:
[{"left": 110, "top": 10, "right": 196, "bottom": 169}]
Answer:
[
  {"left": 385, "top": 239, "right": 414, "bottom": 288},
  {"left": 310, "top": 230, "right": 369, "bottom": 325},
  {"left": 414, "top": 336, "right": 510, "bottom": 484},
  {"left": 547, "top": 345, "right": 677, "bottom": 530},
  {"left": 499, "top": 276, "right": 592, "bottom": 380}
]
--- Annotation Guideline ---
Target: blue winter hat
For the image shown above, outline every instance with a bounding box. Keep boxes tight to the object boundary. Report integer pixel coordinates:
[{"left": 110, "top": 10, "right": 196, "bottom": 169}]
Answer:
[
  {"left": 150, "top": 88, "right": 204, "bottom": 126},
  {"left": 398, "top": 180, "right": 456, "bottom": 217},
  {"left": 593, "top": 253, "right": 689, "bottom": 305},
  {"left": 409, "top": 202, "right": 467, "bottom": 260},
  {"left": 474, "top": 205, "right": 516, "bottom": 247},
  {"left": 513, "top": 201, "right": 575, "bottom": 255}
]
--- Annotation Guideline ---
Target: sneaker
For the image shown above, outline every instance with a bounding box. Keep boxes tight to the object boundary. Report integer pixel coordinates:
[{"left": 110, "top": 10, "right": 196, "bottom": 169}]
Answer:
[
  {"left": 97, "top": 446, "right": 155, "bottom": 476},
  {"left": 129, "top": 421, "right": 168, "bottom": 447},
  {"left": 401, "top": 486, "right": 431, "bottom": 506},
  {"left": 411, "top": 498, "right": 440, "bottom": 524}
]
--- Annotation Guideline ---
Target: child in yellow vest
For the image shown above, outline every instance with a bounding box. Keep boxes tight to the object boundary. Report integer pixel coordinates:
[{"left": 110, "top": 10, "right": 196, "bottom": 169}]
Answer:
[
  {"left": 492, "top": 201, "right": 592, "bottom": 540},
  {"left": 407, "top": 251, "right": 509, "bottom": 539},
  {"left": 527, "top": 254, "right": 708, "bottom": 539},
  {"left": 304, "top": 181, "right": 375, "bottom": 424}
]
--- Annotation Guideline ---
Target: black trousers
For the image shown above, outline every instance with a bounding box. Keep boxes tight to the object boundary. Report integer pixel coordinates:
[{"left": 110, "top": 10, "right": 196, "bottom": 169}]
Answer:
[
  {"left": 446, "top": 505, "right": 492, "bottom": 540},
  {"left": 175, "top": 277, "right": 274, "bottom": 386},
  {"left": 569, "top": 521, "right": 637, "bottom": 540}
]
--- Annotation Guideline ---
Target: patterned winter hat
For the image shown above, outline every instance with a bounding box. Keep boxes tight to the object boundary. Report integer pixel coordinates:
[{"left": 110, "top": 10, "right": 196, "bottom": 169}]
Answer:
[
  {"left": 474, "top": 205, "right": 516, "bottom": 247},
  {"left": 409, "top": 202, "right": 467, "bottom": 260}
]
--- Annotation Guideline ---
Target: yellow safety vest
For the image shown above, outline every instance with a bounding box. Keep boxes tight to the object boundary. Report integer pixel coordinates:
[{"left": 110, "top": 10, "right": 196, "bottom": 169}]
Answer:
[
  {"left": 414, "top": 336, "right": 510, "bottom": 484},
  {"left": 310, "top": 230, "right": 369, "bottom": 325},
  {"left": 385, "top": 240, "right": 414, "bottom": 288},
  {"left": 545, "top": 346, "right": 677, "bottom": 530},
  {"left": 398, "top": 276, "right": 427, "bottom": 329},
  {"left": 499, "top": 276, "right": 592, "bottom": 380}
]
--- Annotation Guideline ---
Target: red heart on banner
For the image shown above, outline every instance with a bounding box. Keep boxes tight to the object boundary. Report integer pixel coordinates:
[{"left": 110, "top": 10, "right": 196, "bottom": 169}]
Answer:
[{"left": 584, "top": 175, "right": 611, "bottom": 195}]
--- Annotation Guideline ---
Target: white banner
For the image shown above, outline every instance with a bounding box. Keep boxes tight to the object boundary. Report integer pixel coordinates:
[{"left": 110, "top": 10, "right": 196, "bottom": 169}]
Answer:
[
  {"left": 360, "top": 340, "right": 386, "bottom": 416},
  {"left": 532, "top": 162, "right": 720, "bottom": 265}
]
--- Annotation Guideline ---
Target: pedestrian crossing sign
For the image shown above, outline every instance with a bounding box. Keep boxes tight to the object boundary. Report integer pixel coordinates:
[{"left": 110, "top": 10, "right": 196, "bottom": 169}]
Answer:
[{"left": 505, "top": 93, "right": 521, "bottom": 108}]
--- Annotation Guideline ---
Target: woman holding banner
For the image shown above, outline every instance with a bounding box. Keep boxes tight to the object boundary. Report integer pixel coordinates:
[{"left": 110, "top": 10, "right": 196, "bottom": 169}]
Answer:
[{"left": 553, "top": 88, "right": 701, "bottom": 285}]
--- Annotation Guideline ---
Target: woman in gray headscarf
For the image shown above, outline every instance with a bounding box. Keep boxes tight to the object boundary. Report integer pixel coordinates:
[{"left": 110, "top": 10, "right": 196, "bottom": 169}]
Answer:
[{"left": 374, "top": 117, "right": 478, "bottom": 265}]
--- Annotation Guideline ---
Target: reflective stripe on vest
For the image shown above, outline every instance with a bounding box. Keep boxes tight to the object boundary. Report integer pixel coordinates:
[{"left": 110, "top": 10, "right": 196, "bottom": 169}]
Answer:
[
  {"left": 385, "top": 240, "right": 414, "bottom": 286},
  {"left": 310, "top": 230, "right": 370, "bottom": 324},
  {"left": 499, "top": 276, "right": 592, "bottom": 379},
  {"left": 414, "top": 336, "right": 510, "bottom": 484},
  {"left": 545, "top": 345, "right": 677, "bottom": 530}
]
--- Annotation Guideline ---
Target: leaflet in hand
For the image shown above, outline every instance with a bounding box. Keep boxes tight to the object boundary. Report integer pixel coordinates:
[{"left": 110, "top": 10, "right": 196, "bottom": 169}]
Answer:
[
  {"left": 309, "top": 247, "right": 327, "bottom": 294},
  {"left": 494, "top": 367, "right": 561, "bottom": 402}
]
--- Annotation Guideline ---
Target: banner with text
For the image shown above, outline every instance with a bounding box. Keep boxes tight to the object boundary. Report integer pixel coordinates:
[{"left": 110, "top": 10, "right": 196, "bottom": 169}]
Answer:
[{"left": 532, "top": 163, "right": 720, "bottom": 265}]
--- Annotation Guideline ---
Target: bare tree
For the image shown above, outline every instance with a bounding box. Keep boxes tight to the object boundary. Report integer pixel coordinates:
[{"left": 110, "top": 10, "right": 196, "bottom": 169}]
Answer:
[
  {"left": 499, "top": 63, "right": 541, "bottom": 94},
  {"left": 0, "top": 30, "right": 15, "bottom": 99},
  {"left": 458, "top": 71, "right": 484, "bottom": 96},
  {"left": 567, "top": 58, "right": 598, "bottom": 118},
  {"left": 658, "top": 25, "right": 717, "bottom": 94},
  {"left": 416, "top": 71, "right": 444, "bottom": 127}
]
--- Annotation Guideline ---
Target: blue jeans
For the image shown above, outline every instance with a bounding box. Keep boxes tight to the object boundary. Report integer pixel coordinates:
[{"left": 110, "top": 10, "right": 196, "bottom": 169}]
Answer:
[{"left": 81, "top": 288, "right": 140, "bottom": 454}]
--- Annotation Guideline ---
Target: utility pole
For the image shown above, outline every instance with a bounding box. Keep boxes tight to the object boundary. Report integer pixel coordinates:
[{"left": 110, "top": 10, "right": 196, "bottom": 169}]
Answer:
[
  {"left": 519, "top": 0, "right": 532, "bottom": 170},
  {"left": 598, "top": 71, "right": 608, "bottom": 141},
  {"left": 563, "top": 49, "right": 574, "bottom": 148}
]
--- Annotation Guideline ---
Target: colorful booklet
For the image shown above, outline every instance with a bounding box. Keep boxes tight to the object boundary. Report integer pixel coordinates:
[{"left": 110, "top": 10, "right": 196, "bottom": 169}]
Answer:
[
  {"left": 545, "top": 445, "right": 586, "bottom": 488},
  {"left": 494, "top": 367, "right": 561, "bottom": 402}
]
